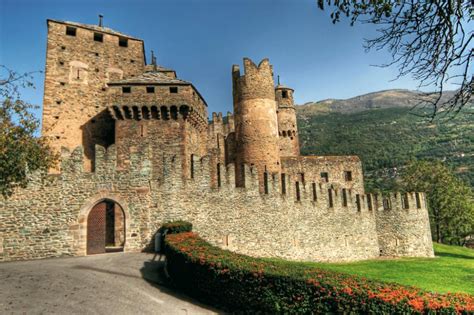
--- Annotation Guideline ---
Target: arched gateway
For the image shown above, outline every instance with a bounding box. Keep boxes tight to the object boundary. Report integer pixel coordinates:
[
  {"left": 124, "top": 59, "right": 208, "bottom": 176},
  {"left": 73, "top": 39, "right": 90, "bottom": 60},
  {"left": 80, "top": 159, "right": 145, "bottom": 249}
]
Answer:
[{"left": 86, "top": 200, "right": 125, "bottom": 255}]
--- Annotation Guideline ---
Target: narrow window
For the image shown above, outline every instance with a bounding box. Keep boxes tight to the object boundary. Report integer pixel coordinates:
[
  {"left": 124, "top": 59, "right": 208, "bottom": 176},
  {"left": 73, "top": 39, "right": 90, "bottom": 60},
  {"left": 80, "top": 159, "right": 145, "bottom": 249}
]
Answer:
[
  {"left": 122, "top": 86, "right": 131, "bottom": 93},
  {"left": 140, "top": 125, "right": 145, "bottom": 137},
  {"left": 383, "top": 198, "right": 391, "bottom": 210},
  {"left": 295, "top": 182, "right": 300, "bottom": 201},
  {"left": 169, "top": 86, "right": 178, "bottom": 93},
  {"left": 66, "top": 26, "right": 76, "bottom": 36},
  {"left": 321, "top": 172, "right": 329, "bottom": 183},
  {"left": 344, "top": 171, "right": 352, "bottom": 181},
  {"left": 402, "top": 193, "right": 410, "bottom": 209},
  {"left": 328, "top": 189, "right": 333, "bottom": 207},
  {"left": 356, "top": 194, "right": 361, "bottom": 211},
  {"left": 312, "top": 182, "right": 317, "bottom": 201},
  {"left": 190, "top": 154, "right": 194, "bottom": 179},
  {"left": 342, "top": 188, "right": 348, "bottom": 207},
  {"left": 119, "top": 37, "right": 128, "bottom": 47},
  {"left": 281, "top": 173, "right": 286, "bottom": 195},
  {"left": 217, "top": 163, "right": 221, "bottom": 187},
  {"left": 282, "top": 90, "right": 288, "bottom": 98},
  {"left": 264, "top": 172, "right": 269, "bottom": 194},
  {"left": 146, "top": 86, "right": 155, "bottom": 93},
  {"left": 367, "top": 194, "right": 373, "bottom": 211},
  {"left": 94, "top": 32, "right": 103, "bottom": 42},
  {"left": 415, "top": 193, "right": 421, "bottom": 209},
  {"left": 299, "top": 172, "right": 305, "bottom": 184}
]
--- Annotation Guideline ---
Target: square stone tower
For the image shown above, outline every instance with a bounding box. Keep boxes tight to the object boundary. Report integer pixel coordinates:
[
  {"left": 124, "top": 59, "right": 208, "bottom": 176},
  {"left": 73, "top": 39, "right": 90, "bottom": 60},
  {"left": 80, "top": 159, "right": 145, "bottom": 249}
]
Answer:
[{"left": 41, "top": 19, "right": 146, "bottom": 171}]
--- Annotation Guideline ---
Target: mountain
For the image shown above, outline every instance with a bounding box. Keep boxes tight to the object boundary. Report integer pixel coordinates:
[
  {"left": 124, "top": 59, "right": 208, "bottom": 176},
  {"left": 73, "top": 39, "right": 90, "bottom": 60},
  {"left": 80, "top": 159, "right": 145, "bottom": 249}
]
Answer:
[
  {"left": 296, "top": 89, "right": 473, "bottom": 191},
  {"left": 298, "top": 89, "right": 457, "bottom": 116}
]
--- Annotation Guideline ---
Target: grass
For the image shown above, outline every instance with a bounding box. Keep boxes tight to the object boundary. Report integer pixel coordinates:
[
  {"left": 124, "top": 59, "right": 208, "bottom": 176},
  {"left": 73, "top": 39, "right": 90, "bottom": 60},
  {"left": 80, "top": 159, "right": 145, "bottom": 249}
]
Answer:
[{"left": 296, "top": 243, "right": 474, "bottom": 295}]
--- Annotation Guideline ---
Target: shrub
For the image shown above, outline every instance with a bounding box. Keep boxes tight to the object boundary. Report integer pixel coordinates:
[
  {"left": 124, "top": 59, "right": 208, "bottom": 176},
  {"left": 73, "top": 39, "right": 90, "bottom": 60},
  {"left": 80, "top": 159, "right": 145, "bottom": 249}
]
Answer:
[
  {"left": 161, "top": 221, "right": 192, "bottom": 234},
  {"left": 164, "top": 232, "right": 474, "bottom": 314}
]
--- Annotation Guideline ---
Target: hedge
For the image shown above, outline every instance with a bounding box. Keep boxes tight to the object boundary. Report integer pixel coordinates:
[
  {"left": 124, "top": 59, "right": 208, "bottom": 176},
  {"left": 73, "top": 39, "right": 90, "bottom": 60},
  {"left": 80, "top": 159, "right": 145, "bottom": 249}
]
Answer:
[
  {"left": 164, "top": 231, "right": 474, "bottom": 314},
  {"left": 161, "top": 221, "right": 193, "bottom": 234}
]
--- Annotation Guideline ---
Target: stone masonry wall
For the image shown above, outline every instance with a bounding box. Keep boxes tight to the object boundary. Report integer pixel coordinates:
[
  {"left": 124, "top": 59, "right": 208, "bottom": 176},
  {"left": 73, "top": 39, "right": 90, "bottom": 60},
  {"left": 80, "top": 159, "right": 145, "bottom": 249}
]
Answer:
[
  {"left": 42, "top": 20, "right": 145, "bottom": 171},
  {"left": 0, "top": 147, "right": 433, "bottom": 262}
]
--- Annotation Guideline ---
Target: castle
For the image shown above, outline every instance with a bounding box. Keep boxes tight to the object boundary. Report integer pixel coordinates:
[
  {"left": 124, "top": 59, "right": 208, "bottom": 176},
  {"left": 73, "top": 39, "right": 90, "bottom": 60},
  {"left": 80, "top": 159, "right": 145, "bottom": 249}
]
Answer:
[{"left": 0, "top": 19, "right": 434, "bottom": 262}]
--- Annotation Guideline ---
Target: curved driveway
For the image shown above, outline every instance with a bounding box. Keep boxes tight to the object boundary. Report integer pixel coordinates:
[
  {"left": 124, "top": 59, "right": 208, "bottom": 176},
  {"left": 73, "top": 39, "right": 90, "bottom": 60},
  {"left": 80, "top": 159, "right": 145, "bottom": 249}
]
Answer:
[{"left": 0, "top": 253, "right": 219, "bottom": 314}]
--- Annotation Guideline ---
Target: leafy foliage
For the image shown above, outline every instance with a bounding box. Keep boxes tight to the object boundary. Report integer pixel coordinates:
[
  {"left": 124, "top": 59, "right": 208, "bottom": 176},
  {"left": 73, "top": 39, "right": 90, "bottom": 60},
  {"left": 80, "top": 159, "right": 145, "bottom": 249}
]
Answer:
[
  {"left": 297, "top": 107, "right": 473, "bottom": 192},
  {"left": 0, "top": 65, "right": 57, "bottom": 197},
  {"left": 400, "top": 161, "right": 474, "bottom": 245},
  {"left": 161, "top": 221, "right": 193, "bottom": 234},
  {"left": 165, "top": 231, "right": 474, "bottom": 314},
  {"left": 317, "top": 0, "right": 473, "bottom": 118}
]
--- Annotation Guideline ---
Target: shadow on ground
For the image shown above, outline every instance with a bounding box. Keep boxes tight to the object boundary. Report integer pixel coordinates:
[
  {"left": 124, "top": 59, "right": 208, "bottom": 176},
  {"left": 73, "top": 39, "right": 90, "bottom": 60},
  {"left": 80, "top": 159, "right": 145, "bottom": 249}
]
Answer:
[
  {"left": 435, "top": 252, "right": 473, "bottom": 260},
  {"left": 139, "top": 253, "right": 222, "bottom": 314}
]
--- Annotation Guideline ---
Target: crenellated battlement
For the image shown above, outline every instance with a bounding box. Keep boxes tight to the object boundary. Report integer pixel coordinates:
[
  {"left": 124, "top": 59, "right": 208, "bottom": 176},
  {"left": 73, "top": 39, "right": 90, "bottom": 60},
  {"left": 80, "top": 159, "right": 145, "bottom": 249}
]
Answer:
[{"left": 232, "top": 58, "right": 275, "bottom": 103}]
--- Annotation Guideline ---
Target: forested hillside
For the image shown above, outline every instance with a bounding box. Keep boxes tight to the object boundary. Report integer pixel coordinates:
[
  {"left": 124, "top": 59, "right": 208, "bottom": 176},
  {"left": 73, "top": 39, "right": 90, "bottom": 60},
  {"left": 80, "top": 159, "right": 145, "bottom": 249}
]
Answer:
[{"left": 296, "top": 93, "right": 473, "bottom": 192}]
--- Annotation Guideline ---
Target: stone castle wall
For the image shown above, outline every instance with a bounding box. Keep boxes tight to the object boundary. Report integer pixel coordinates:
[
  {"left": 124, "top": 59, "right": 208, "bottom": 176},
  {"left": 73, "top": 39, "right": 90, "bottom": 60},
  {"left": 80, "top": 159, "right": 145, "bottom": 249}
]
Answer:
[
  {"left": 42, "top": 20, "right": 146, "bottom": 171},
  {"left": 0, "top": 147, "right": 434, "bottom": 262}
]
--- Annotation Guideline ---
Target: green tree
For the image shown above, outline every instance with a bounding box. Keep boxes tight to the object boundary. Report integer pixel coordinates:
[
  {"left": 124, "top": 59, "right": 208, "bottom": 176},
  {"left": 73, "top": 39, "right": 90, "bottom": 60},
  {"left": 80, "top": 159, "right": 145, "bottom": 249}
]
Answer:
[
  {"left": 317, "top": 0, "right": 473, "bottom": 118},
  {"left": 0, "top": 65, "right": 57, "bottom": 197},
  {"left": 400, "top": 160, "right": 474, "bottom": 245}
]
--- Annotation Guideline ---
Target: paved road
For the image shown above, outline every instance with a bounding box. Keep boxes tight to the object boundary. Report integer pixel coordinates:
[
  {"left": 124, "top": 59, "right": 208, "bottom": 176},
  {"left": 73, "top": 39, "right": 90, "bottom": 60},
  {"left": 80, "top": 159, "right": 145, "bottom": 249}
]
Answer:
[{"left": 0, "top": 253, "right": 219, "bottom": 315}]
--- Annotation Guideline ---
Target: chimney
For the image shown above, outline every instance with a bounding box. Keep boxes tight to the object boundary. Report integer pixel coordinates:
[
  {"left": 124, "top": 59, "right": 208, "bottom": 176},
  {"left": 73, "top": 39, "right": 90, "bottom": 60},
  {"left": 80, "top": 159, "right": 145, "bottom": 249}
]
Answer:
[{"left": 98, "top": 14, "right": 103, "bottom": 27}]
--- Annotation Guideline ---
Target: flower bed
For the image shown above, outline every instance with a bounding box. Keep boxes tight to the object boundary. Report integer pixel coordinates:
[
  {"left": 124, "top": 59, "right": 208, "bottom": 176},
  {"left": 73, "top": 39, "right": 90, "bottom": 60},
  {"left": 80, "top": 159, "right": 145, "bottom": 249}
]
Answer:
[{"left": 164, "top": 231, "right": 474, "bottom": 314}]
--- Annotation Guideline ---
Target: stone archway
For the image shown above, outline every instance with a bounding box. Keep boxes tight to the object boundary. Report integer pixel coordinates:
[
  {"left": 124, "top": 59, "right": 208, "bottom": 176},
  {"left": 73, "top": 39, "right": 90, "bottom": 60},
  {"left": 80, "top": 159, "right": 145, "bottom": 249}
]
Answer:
[
  {"left": 86, "top": 200, "right": 125, "bottom": 255},
  {"left": 75, "top": 193, "right": 131, "bottom": 256}
]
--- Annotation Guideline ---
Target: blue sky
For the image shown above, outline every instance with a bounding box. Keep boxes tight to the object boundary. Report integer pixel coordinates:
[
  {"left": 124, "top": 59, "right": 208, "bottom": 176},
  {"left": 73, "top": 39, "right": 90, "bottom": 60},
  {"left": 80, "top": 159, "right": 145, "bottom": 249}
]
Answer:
[{"left": 2, "top": 0, "right": 430, "bottom": 117}]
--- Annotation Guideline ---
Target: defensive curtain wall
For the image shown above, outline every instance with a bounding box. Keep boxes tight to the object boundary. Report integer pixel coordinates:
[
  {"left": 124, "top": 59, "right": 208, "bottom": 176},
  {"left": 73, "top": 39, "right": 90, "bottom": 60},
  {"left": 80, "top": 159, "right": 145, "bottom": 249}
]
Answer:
[{"left": 0, "top": 143, "right": 434, "bottom": 262}]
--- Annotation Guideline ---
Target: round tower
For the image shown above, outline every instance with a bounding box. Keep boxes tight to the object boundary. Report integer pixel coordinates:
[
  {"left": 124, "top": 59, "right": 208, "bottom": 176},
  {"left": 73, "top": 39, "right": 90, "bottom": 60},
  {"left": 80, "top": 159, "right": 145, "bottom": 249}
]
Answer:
[
  {"left": 232, "top": 58, "right": 281, "bottom": 188},
  {"left": 275, "top": 84, "right": 300, "bottom": 157}
]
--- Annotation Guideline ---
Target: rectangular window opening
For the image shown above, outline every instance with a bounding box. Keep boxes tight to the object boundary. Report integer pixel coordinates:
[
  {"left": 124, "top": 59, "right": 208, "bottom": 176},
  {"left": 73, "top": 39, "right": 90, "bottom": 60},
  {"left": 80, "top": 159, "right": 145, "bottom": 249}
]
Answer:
[
  {"left": 295, "top": 182, "right": 301, "bottom": 201},
  {"left": 281, "top": 173, "right": 286, "bottom": 195},
  {"left": 169, "top": 86, "right": 178, "bottom": 93},
  {"left": 119, "top": 37, "right": 128, "bottom": 47},
  {"left": 402, "top": 193, "right": 410, "bottom": 209},
  {"left": 383, "top": 198, "right": 391, "bottom": 210},
  {"left": 312, "top": 182, "right": 317, "bottom": 201},
  {"left": 321, "top": 172, "right": 329, "bottom": 183},
  {"left": 190, "top": 154, "right": 194, "bottom": 179},
  {"left": 66, "top": 26, "right": 76, "bottom": 36},
  {"left": 122, "top": 86, "right": 131, "bottom": 93},
  {"left": 94, "top": 32, "right": 103, "bottom": 42},
  {"left": 415, "top": 193, "right": 421, "bottom": 209},
  {"left": 356, "top": 194, "right": 361, "bottom": 211},
  {"left": 264, "top": 172, "right": 269, "bottom": 195},
  {"left": 367, "top": 194, "right": 373, "bottom": 211},
  {"left": 282, "top": 90, "right": 288, "bottom": 98},
  {"left": 217, "top": 163, "right": 221, "bottom": 187},
  {"left": 342, "top": 188, "right": 348, "bottom": 207},
  {"left": 344, "top": 171, "right": 352, "bottom": 181},
  {"left": 328, "top": 189, "right": 333, "bottom": 208},
  {"left": 146, "top": 86, "right": 155, "bottom": 93}
]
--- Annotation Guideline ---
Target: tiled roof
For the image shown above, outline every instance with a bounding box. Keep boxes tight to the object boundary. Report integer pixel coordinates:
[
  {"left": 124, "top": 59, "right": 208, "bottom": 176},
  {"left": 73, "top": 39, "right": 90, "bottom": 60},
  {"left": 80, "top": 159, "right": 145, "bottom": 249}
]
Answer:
[
  {"left": 48, "top": 19, "right": 142, "bottom": 40},
  {"left": 108, "top": 71, "right": 190, "bottom": 85}
]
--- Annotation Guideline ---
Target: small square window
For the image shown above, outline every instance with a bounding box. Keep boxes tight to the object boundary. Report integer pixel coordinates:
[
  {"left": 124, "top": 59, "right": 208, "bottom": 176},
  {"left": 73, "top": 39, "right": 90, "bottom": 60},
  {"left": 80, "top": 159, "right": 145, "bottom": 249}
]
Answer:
[
  {"left": 94, "top": 32, "right": 103, "bottom": 42},
  {"left": 169, "top": 87, "right": 178, "bottom": 93},
  {"left": 344, "top": 171, "right": 353, "bottom": 181},
  {"left": 122, "top": 87, "right": 131, "bottom": 93},
  {"left": 146, "top": 86, "right": 155, "bottom": 93},
  {"left": 282, "top": 90, "right": 288, "bottom": 98},
  {"left": 66, "top": 26, "right": 76, "bottom": 36},
  {"left": 321, "top": 172, "right": 329, "bottom": 182},
  {"left": 119, "top": 37, "right": 128, "bottom": 47}
]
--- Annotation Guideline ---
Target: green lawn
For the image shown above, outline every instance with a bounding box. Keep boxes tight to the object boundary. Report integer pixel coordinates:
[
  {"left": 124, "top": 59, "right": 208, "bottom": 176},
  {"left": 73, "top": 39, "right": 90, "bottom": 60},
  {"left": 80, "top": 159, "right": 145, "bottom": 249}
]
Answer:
[{"left": 301, "top": 243, "right": 474, "bottom": 295}]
